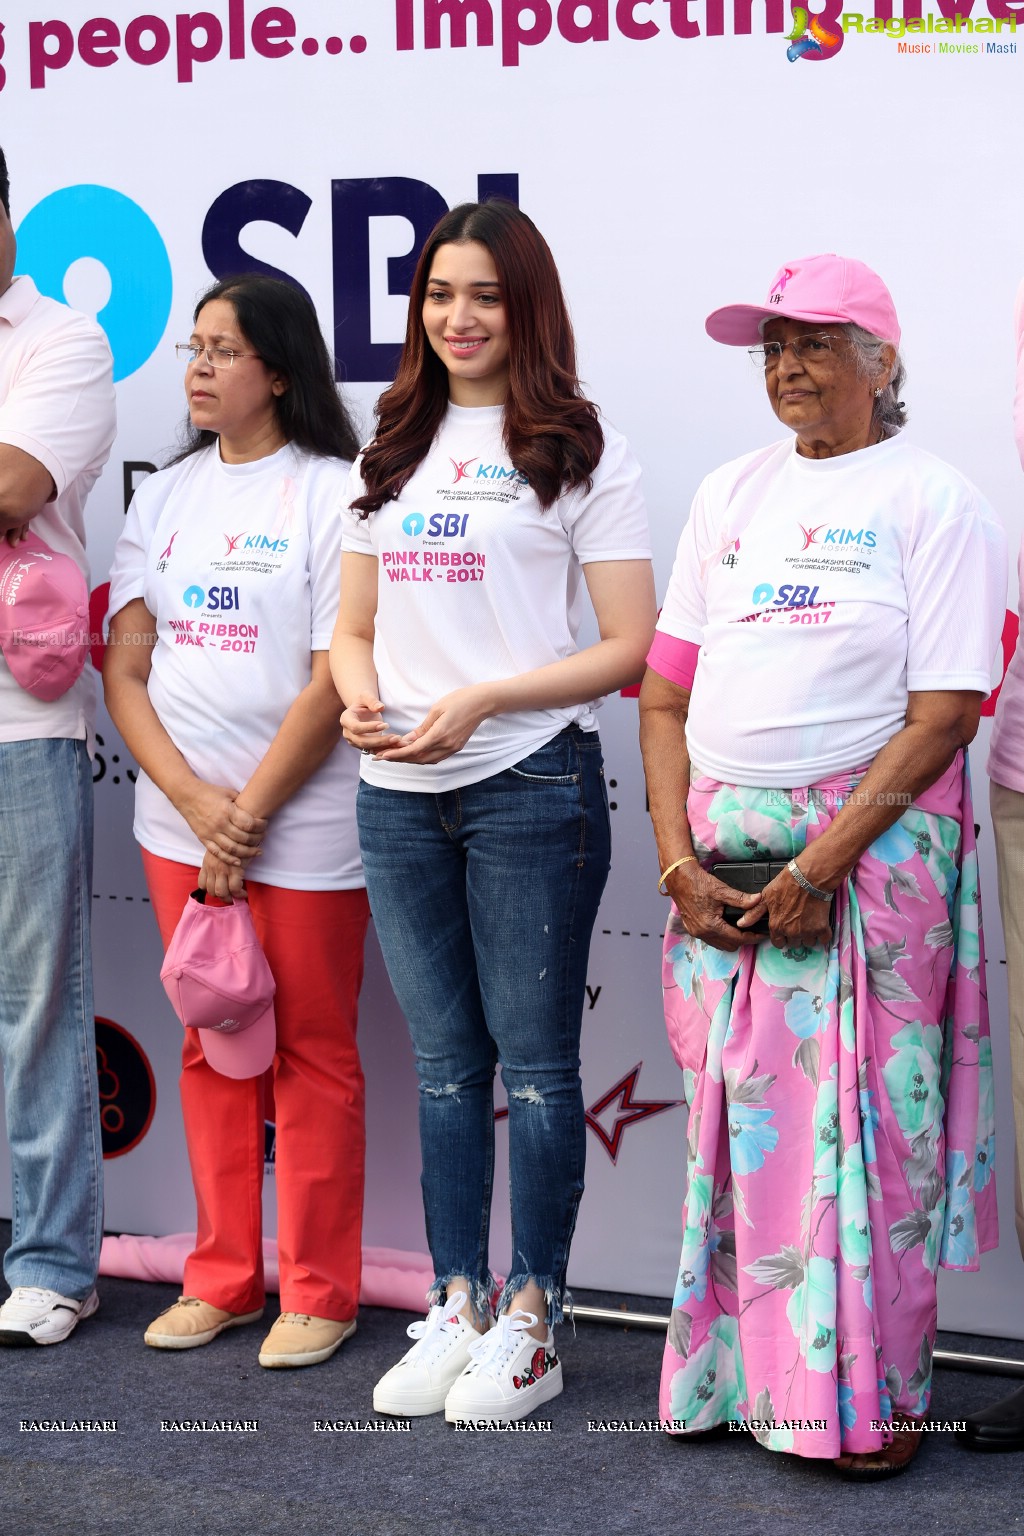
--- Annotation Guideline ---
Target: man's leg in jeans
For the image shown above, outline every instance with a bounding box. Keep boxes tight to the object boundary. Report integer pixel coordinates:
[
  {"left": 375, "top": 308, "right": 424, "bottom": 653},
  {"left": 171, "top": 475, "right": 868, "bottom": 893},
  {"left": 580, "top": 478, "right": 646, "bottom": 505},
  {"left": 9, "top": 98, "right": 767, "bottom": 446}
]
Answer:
[{"left": 0, "top": 738, "right": 103, "bottom": 1300}]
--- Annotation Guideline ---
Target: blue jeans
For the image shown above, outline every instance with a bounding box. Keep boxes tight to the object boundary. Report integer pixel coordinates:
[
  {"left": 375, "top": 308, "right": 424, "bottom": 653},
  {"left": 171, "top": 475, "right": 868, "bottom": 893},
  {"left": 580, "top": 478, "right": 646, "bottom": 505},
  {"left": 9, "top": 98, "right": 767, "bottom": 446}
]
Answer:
[
  {"left": 0, "top": 738, "right": 103, "bottom": 1299},
  {"left": 357, "top": 726, "right": 611, "bottom": 1325}
]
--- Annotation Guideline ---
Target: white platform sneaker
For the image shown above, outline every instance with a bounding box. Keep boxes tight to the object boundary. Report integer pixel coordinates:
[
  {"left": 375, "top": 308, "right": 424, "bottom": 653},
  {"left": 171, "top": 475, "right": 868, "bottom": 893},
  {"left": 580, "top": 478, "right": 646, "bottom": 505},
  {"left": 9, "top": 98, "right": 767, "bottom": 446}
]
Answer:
[
  {"left": 373, "top": 1292, "right": 483, "bottom": 1416},
  {"left": 444, "top": 1309, "right": 562, "bottom": 1424}
]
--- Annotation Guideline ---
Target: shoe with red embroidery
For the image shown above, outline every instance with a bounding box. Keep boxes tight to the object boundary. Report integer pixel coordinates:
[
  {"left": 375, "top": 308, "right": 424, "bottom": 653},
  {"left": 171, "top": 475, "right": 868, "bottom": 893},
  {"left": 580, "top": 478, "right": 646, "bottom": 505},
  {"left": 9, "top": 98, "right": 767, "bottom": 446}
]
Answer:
[
  {"left": 444, "top": 1309, "right": 562, "bottom": 1424},
  {"left": 373, "top": 1292, "right": 483, "bottom": 1416}
]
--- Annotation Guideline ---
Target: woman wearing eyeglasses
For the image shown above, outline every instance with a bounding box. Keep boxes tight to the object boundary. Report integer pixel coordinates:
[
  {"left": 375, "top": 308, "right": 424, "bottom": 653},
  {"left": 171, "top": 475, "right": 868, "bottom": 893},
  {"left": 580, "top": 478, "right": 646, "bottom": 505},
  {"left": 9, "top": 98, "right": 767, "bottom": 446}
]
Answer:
[
  {"left": 103, "top": 275, "right": 369, "bottom": 1368},
  {"left": 639, "top": 254, "right": 1007, "bottom": 1477}
]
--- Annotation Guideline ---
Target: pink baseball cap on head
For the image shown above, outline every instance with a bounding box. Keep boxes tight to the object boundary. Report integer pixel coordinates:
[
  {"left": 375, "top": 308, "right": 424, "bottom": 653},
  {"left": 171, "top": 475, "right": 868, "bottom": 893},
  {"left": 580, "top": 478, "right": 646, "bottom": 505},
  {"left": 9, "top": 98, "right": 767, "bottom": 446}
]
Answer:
[
  {"left": 0, "top": 530, "right": 89, "bottom": 701},
  {"left": 160, "top": 891, "right": 277, "bottom": 1080},
  {"left": 705, "top": 254, "right": 901, "bottom": 348}
]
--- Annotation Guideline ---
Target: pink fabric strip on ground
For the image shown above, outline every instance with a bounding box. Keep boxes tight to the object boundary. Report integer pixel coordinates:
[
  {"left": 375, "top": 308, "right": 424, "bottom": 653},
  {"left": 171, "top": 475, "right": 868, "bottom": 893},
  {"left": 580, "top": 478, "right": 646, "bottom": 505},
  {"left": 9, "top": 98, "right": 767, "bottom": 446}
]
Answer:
[
  {"left": 647, "top": 631, "right": 700, "bottom": 690},
  {"left": 99, "top": 1234, "right": 440, "bottom": 1312}
]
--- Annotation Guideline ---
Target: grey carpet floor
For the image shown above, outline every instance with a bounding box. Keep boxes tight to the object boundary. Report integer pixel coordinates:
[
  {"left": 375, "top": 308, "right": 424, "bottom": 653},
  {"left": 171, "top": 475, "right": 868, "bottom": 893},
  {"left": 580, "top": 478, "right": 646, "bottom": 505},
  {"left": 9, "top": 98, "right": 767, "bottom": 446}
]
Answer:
[{"left": 1, "top": 1224, "right": 1022, "bottom": 1536}]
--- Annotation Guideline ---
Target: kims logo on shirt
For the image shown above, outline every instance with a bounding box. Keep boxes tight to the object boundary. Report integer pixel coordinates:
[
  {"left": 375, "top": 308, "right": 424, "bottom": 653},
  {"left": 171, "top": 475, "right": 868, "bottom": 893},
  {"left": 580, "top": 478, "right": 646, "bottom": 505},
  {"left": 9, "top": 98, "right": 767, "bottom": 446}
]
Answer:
[
  {"left": 798, "top": 523, "right": 876, "bottom": 550},
  {"left": 221, "top": 532, "right": 290, "bottom": 555},
  {"left": 449, "top": 455, "right": 527, "bottom": 487}
]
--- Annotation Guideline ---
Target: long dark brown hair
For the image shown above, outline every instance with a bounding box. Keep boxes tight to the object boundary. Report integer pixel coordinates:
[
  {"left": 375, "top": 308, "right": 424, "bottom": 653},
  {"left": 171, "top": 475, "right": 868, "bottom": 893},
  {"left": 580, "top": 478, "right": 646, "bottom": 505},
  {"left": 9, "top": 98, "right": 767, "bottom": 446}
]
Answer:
[{"left": 351, "top": 201, "right": 603, "bottom": 516}]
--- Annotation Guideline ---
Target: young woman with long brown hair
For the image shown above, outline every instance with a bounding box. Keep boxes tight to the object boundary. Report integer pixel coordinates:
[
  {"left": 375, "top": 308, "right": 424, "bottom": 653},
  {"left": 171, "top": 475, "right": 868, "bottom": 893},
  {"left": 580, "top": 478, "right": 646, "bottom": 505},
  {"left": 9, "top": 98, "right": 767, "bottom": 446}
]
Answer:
[{"left": 331, "top": 201, "right": 655, "bottom": 1423}]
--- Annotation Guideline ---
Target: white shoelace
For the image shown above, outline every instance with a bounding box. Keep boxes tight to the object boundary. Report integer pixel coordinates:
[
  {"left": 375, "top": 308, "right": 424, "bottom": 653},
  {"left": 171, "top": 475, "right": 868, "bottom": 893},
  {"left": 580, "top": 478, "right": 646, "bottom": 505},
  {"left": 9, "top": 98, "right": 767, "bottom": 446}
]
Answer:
[
  {"left": 465, "top": 1309, "right": 539, "bottom": 1378},
  {"left": 8, "top": 1287, "right": 60, "bottom": 1306},
  {"left": 404, "top": 1290, "right": 470, "bottom": 1357}
]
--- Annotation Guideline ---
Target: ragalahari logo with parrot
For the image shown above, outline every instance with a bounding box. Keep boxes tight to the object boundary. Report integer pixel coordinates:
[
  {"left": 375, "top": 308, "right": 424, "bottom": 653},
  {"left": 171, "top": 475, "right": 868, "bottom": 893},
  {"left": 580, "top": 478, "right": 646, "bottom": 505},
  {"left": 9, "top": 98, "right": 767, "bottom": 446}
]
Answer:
[{"left": 786, "top": 6, "right": 844, "bottom": 59}]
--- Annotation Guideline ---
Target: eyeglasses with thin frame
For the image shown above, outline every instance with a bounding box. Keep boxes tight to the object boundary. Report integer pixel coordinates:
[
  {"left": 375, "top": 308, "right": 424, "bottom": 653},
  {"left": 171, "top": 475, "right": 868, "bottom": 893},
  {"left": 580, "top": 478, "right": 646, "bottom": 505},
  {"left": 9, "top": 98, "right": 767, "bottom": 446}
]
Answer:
[
  {"left": 747, "top": 333, "right": 843, "bottom": 370},
  {"left": 175, "top": 343, "right": 257, "bottom": 369}
]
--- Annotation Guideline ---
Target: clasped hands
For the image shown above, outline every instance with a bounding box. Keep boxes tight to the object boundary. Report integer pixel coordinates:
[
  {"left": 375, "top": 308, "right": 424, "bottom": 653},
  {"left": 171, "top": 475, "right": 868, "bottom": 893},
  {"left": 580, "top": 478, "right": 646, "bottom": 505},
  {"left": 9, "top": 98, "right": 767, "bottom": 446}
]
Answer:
[
  {"left": 665, "top": 862, "right": 834, "bottom": 953},
  {"left": 340, "top": 686, "right": 491, "bottom": 766},
  {"left": 179, "top": 782, "right": 268, "bottom": 902}
]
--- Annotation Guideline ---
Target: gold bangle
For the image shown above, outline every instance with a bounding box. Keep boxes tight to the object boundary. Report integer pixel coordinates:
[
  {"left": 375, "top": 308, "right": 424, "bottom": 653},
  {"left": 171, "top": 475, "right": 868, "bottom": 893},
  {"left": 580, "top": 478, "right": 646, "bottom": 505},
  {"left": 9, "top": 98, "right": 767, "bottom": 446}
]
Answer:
[{"left": 659, "top": 856, "right": 697, "bottom": 895}]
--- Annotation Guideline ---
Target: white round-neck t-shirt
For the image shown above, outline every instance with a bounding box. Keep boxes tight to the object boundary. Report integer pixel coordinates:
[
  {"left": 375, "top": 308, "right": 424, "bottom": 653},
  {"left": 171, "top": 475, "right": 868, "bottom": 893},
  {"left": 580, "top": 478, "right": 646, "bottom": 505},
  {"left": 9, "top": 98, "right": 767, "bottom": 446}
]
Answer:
[
  {"left": 987, "top": 278, "right": 1024, "bottom": 795},
  {"left": 342, "top": 403, "right": 652, "bottom": 792},
  {"left": 656, "top": 434, "right": 1007, "bottom": 787},
  {"left": 107, "top": 443, "right": 362, "bottom": 889}
]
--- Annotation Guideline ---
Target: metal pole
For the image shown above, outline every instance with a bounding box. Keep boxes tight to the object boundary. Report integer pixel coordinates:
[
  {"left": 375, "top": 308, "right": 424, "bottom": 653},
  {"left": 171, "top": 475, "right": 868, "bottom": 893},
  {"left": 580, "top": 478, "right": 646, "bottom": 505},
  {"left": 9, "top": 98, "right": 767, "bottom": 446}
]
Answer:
[{"left": 572, "top": 1304, "right": 1024, "bottom": 1379}]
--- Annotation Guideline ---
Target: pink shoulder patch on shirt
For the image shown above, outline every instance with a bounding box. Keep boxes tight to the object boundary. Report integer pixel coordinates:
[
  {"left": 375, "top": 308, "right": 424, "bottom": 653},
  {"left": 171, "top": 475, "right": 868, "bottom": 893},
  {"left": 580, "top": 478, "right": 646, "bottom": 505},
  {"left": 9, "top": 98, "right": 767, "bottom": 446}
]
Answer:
[{"left": 647, "top": 632, "right": 699, "bottom": 691}]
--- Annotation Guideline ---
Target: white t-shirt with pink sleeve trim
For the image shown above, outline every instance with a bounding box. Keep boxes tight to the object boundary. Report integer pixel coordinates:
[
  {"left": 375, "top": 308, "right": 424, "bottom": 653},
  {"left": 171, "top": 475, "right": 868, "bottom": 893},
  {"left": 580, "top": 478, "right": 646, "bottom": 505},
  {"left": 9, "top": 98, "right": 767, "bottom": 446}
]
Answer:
[
  {"left": 341, "top": 403, "right": 652, "bottom": 792},
  {"left": 987, "top": 279, "right": 1024, "bottom": 794},
  {"left": 656, "top": 434, "right": 1006, "bottom": 788},
  {"left": 107, "top": 443, "right": 363, "bottom": 890}
]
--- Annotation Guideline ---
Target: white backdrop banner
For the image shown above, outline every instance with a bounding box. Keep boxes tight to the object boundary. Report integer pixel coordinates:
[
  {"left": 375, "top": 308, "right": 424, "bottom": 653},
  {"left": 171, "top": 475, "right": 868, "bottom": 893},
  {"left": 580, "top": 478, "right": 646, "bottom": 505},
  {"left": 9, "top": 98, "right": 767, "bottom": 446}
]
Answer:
[{"left": 0, "top": 0, "right": 1021, "bottom": 1339}]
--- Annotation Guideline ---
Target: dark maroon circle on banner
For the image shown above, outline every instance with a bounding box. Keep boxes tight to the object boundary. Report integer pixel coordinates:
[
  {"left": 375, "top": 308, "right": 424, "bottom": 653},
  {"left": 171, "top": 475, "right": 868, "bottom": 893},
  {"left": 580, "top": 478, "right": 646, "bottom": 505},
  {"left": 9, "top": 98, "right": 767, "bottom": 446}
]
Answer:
[{"left": 95, "top": 1016, "right": 157, "bottom": 1159}]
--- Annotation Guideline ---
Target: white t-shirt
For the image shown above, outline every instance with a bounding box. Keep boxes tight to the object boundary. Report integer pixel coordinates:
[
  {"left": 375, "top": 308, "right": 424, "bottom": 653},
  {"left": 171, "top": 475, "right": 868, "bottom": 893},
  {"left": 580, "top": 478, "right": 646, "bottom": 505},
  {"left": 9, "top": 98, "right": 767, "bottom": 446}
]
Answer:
[
  {"left": 0, "top": 276, "right": 115, "bottom": 743},
  {"left": 107, "top": 444, "right": 363, "bottom": 890},
  {"left": 342, "top": 403, "right": 652, "bottom": 792},
  {"left": 987, "top": 280, "right": 1024, "bottom": 794},
  {"left": 656, "top": 434, "right": 1007, "bottom": 787}
]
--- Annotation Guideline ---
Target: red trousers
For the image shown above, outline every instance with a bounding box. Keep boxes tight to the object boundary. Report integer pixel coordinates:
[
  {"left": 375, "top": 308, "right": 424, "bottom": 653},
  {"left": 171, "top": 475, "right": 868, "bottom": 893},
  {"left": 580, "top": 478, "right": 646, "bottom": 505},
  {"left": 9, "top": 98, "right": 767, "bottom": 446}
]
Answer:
[{"left": 142, "top": 851, "right": 370, "bottom": 1321}]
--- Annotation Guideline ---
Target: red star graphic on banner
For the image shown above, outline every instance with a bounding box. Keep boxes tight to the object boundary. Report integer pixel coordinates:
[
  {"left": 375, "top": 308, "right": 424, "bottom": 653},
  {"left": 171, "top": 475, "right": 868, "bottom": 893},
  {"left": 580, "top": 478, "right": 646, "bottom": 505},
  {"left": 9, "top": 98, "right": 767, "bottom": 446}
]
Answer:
[
  {"left": 584, "top": 1065, "right": 683, "bottom": 1163},
  {"left": 494, "top": 1063, "right": 682, "bottom": 1164}
]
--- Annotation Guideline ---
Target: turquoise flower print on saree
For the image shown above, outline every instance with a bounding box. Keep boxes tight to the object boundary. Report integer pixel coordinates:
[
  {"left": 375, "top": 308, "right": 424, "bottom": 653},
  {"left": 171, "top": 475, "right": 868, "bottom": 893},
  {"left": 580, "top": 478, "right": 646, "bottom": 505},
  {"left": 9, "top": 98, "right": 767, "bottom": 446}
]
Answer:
[{"left": 658, "top": 755, "right": 997, "bottom": 1461}]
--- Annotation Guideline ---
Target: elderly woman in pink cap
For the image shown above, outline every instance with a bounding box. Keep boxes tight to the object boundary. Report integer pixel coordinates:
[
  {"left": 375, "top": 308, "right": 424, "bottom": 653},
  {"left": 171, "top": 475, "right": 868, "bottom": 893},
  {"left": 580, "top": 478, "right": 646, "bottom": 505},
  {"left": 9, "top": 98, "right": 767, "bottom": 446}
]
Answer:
[{"left": 639, "top": 254, "right": 1007, "bottom": 1478}]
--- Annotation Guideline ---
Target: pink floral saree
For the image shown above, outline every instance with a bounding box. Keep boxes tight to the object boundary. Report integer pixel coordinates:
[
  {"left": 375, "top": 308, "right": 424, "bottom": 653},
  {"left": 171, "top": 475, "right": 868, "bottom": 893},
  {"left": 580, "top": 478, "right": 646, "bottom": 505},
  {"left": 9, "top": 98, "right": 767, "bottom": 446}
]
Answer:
[{"left": 659, "top": 753, "right": 997, "bottom": 1458}]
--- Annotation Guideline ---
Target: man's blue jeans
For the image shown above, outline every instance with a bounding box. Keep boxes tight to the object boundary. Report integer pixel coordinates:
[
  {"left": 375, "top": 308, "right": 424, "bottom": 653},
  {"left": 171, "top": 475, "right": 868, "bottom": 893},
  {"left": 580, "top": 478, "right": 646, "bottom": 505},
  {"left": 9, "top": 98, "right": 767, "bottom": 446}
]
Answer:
[
  {"left": 357, "top": 726, "right": 611, "bottom": 1325},
  {"left": 0, "top": 738, "right": 103, "bottom": 1299}
]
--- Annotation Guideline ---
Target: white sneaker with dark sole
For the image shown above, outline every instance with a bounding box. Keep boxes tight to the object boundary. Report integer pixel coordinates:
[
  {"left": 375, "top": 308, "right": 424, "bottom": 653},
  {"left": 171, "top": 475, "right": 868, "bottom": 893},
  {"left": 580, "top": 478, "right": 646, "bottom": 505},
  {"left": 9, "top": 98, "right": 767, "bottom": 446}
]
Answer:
[
  {"left": 444, "top": 1309, "right": 562, "bottom": 1424},
  {"left": 373, "top": 1292, "right": 484, "bottom": 1416},
  {"left": 0, "top": 1286, "right": 100, "bottom": 1346}
]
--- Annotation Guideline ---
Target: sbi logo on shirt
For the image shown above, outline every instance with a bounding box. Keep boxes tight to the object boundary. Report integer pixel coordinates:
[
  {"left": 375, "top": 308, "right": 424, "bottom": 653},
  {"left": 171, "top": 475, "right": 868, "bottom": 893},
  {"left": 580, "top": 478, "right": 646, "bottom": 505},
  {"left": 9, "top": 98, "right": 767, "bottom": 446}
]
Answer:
[
  {"left": 402, "top": 513, "right": 471, "bottom": 540},
  {"left": 751, "top": 583, "right": 824, "bottom": 608},
  {"left": 183, "top": 585, "right": 242, "bottom": 611}
]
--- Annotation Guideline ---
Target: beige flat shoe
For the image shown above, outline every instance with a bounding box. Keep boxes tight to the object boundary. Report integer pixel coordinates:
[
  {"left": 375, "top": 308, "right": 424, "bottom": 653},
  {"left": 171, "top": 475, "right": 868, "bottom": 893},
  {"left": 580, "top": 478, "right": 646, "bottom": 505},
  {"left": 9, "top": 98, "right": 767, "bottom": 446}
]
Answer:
[
  {"left": 258, "top": 1312, "right": 357, "bottom": 1368},
  {"left": 144, "top": 1295, "right": 264, "bottom": 1350}
]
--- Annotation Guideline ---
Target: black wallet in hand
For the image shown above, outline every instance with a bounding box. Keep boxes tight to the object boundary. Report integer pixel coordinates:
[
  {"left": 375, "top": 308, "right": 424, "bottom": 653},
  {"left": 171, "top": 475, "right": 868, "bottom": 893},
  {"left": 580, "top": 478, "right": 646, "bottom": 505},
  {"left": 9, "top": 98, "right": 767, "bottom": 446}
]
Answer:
[{"left": 711, "top": 860, "right": 788, "bottom": 937}]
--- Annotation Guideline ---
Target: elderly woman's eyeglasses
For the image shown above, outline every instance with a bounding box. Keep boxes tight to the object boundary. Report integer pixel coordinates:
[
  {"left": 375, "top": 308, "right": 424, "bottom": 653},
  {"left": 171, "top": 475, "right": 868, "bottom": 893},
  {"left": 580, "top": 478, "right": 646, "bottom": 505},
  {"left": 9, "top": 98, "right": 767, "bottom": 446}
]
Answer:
[
  {"left": 748, "top": 334, "right": 842, "bottom": 369},
  {"left": 175, "top": 343, "right": 256, "bottom": 369}
]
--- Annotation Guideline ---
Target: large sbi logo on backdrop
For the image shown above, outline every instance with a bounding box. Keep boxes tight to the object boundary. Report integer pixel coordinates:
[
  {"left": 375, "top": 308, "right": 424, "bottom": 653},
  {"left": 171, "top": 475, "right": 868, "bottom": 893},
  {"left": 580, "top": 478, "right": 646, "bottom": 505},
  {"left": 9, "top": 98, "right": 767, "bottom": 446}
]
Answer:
[
  {"left": 14, "top": 172, "right": 520, "bottom": 383},
  {"left": 16, "top": 186, "right": 172, "bottom": 382}
]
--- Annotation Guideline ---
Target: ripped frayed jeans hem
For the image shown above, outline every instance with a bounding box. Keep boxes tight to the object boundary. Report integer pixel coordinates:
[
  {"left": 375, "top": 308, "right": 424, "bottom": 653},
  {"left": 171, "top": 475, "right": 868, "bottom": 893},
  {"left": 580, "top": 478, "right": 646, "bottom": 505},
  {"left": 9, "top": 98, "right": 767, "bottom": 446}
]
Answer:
[
  {"left": 427, "top": 1271, "right": 497, "bottom": 1326},
  {"left": 496, "top": 1273, "right": 572, "bottom": 1329}
]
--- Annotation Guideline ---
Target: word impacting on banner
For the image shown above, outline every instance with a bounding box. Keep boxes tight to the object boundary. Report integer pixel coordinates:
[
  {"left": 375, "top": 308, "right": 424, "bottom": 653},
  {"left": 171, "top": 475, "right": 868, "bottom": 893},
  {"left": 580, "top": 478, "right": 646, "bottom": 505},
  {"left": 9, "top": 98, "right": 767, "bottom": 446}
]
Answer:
[{"left": 392, "top": 0, "right": 1024, "bottom": 64}]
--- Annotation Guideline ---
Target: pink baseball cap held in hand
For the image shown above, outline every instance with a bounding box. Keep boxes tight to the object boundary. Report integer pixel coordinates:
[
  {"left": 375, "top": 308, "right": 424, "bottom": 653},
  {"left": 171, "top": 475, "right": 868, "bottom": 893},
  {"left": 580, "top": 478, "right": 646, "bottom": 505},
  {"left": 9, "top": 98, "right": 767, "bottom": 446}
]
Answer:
[
  {"left": 705, "top": 254, "right": 901, "bottom": 347},
  {"left": 0, "top": 530, "right": 90, "bottom": 701},
  {"left": 160, "top": 891, "right": 277, "bottom": 1080}
]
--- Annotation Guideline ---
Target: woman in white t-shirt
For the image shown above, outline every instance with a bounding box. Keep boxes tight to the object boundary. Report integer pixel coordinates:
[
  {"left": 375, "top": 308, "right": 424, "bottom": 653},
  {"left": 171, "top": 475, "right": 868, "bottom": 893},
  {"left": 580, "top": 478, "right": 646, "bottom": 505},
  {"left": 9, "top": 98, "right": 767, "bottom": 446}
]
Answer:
[
  {"left": 331, "top": 201, "right": 655, "bottom": 1423},
  {"left": 639, "top": 254, "right": 1006, "bottom": 1477},
  {"left": 104, "top": 275, "right": 368, "bottom": 1370}
]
